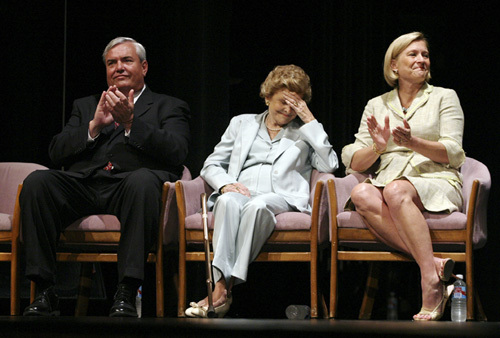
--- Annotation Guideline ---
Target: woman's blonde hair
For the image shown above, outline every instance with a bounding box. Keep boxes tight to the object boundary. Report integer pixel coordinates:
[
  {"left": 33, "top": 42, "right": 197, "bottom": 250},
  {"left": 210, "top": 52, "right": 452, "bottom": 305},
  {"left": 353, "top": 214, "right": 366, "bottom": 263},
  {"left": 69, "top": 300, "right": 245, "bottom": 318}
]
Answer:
[
  {"left": 383, "top": 32, "right": 431, "bottom": 87},
  {"left": 260, "top": 65, "right": 312, "bottom": 103}
]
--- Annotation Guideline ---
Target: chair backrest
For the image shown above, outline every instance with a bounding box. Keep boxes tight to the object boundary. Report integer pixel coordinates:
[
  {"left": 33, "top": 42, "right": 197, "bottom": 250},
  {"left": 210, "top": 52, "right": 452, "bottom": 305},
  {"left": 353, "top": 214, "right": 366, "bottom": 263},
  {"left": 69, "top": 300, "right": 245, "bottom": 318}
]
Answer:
[
  {"left": 310, "top": 169, "right": 335, "bottom": 243},
  {"left": 180, "top": 165, "right": 192, "bottom": 181},
  {"left": 162, "top": 166, "right": 192, "bottom": 245},
  {"left": 460, "top": 157, "right": 491, "bottom": 248},
  {"left": 332, "top": 172, "right": 367, "bottom": 219},
  {"left": 0, "top": 162, "right": 48, "bottom": 231},
  {"left": 310, "top": 169, "right": 328, "bottom": 202},
  {"left": 181, "top": 176, "right": 215, "bottom": 217}
]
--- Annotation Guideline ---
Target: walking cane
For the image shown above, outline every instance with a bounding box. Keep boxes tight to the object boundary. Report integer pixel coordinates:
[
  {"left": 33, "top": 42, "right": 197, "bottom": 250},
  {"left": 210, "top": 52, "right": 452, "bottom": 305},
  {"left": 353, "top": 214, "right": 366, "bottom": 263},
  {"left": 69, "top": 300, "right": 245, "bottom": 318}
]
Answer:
[{"left": 201, "top": 193, "right": 216, "bottom": 317}]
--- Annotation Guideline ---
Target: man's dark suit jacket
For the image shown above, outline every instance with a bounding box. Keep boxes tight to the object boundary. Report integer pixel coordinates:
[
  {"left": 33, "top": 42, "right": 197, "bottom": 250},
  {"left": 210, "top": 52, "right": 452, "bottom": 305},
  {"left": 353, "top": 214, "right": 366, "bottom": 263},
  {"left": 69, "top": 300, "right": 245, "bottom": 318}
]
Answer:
[{"left": 48, "top": 86, "right": 190, "bottom": 181}]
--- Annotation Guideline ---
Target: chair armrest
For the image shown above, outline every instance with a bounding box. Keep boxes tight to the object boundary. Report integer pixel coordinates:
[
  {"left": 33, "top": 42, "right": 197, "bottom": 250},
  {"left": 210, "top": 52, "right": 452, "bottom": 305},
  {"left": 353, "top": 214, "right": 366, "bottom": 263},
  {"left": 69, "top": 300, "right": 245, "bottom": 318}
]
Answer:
[
  {"left": 176, "top": 176, "right": 215, "bottom": 218},
  {"left": 309, "top": 170, "right": 336, "bottom": 244},
  {"left": 326, "top": 173, "right": 368, "bottom": 241},
  {"left": 471, "top": 178, "right": 490, "bottom": 248},
  {"left": 181, "top": 165, "right": 192, "bottom": 181},
  {"left": 461, "top": 157, "right": 491, "bottom": 249},
  {"left": 331, "top": 173, "right": 367, "bottom": 212},
  {"left": 161, "top": 167, "right": 192, "bottom": 246},
  {"left": 162, "top": 181, "right": 180, "bottom": 246},
  {"left": 309, "top": 170, "right": 335, "bottom": 201}
]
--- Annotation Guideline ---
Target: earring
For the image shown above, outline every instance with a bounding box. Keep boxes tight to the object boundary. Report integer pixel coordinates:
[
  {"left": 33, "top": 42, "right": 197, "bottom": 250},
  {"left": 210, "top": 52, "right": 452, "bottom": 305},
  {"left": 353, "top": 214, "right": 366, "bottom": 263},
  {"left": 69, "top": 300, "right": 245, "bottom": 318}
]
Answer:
[{"left": 393, "top": 69, "right": 398, "bottom": 74}]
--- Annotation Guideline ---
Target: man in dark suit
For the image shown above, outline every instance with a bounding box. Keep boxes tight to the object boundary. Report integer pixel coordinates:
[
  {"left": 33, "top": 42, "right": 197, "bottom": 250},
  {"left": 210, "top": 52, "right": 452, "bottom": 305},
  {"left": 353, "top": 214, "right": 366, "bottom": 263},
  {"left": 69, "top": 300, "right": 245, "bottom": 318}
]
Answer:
[{"left": 20, "top": 37, "right": 190, "bottom": 317}]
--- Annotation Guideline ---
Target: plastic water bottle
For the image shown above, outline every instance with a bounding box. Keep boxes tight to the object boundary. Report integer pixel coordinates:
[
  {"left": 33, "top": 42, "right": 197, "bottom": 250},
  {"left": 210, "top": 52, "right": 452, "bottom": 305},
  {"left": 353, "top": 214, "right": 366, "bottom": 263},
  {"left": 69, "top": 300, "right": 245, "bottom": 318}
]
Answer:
[
  {"left": 286, "top": 305, "right": 311, "bottom": 319},
  {"left": 387, "top": 291, "right": 398, "bottom": 320},
  {"left": 451, "top": 274, "right": 466, "bottom": 322},
  {"left": 136, "top": 286, "right": 142, "bottom": 318}
]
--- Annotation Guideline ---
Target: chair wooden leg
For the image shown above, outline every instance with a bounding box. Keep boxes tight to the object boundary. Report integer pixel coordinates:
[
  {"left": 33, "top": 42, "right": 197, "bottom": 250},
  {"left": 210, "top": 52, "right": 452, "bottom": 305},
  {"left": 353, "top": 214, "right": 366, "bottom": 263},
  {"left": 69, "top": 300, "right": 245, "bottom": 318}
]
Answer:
[
  {"left": 329, "top": 245, "right": 338, "bottom": 318},
  {"left": 10, "top": 251, "right": 20, "bottom": 315},
  {"left": 75, "top": 263, "right": 93, "bottom": 316},
  {"left": 11, "top": 184, "right": 22, "bottom": 315},
  {"left": 310, "top": 254, "right": 318, "bottom": 318},
  {"left": 320, "top": 293, "right": 328, "bottom": 319},
  {"left": 177, "top": 252, "right": 187, "bottom": 317},
  {"left": 173, "top": 272, "right": 179, "bottom": 298},
  {"left": 359, "top": 262, "right": 380, "bottom": 320},
  {"left": 155, "top": 252, "right": 165, "bottom": 317},
  {"left": 475, "top": 288, "right": 487, "bottom": 321},
  {"left": 30, "top": 281, "right": 36, "bottom": 303}
]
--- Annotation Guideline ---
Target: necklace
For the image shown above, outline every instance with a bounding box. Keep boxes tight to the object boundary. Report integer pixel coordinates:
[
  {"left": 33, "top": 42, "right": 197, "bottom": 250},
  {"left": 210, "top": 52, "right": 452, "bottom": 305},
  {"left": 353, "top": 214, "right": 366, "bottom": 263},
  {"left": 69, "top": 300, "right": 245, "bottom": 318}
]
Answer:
[
  {"left": 402, "top": 107, "right": 408, "bottom": 114},
  {"left": 267, "top": 125, "right": 282, "bottom": 131},
  {"left": 265, "top": 115, "right": 282, "bottom": 131}
]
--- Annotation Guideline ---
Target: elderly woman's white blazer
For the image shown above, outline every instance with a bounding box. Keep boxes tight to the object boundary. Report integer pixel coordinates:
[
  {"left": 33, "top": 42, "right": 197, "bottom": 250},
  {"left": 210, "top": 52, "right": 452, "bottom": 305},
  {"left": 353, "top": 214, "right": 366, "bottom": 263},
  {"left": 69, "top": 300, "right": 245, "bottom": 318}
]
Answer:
[{"left": 201, "top": 112, "right": 338, "bottom": 213}]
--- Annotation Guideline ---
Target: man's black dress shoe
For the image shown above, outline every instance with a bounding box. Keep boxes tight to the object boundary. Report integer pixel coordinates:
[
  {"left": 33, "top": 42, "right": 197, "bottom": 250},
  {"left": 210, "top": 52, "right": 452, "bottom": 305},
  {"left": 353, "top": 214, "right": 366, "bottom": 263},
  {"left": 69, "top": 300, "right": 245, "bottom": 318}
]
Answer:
[
  {"left": 23, "top": 286, "right": 60, "bottom": 316},
  {"left": 109, "top": 283, "right": 138, "bottom": 317}
]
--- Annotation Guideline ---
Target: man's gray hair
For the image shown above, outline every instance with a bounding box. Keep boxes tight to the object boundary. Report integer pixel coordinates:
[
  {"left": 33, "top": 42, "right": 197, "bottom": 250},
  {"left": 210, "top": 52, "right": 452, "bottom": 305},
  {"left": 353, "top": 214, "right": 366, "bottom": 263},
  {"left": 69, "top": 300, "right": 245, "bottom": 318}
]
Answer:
[{"left": 102, "top": 37, "right": 147, "bottom": 63}]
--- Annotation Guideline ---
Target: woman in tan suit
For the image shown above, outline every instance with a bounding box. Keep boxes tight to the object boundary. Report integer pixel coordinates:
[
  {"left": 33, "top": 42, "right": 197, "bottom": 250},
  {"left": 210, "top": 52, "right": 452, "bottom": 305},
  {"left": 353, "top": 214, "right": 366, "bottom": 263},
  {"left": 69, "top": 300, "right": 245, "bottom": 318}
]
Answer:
[{"left": 342, "top": 32, "right": 465, "bottom": 321}]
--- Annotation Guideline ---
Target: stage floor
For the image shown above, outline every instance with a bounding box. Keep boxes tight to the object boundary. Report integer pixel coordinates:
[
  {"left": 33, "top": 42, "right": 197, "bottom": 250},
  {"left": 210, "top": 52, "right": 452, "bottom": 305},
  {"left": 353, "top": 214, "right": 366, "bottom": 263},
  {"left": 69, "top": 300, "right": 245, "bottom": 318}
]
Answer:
[{"left": 1, "top": 317, "right": 499, "bottom": 338}]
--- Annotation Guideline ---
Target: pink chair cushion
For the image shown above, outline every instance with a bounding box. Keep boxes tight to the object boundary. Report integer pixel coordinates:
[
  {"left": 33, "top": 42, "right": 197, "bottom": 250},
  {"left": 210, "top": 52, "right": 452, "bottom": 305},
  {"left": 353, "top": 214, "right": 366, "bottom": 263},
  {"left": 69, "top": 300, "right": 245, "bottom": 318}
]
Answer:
[
  {"left": 63, "top": 166, "right": 191, "bottom": 246},
  {"left": 65, "top": 215, "right": 121, "bottom": 231},
  {"left": 337, "top": 210, "right": 466, "bottom": 230},
  {"left": 275, "top": 212, "right": 311, "bottom": 230},
  {"left": 185, "top": 212, "right": 215, "bottom": 230},
  {"left": 0, "top": 213, "right": 12, "bottom": 231},
  {"left": 0, "top": 162, "right": 49, "bottom": 232},
  {"left": 185, "top": 211, "right": 312, "bottom": 231}
]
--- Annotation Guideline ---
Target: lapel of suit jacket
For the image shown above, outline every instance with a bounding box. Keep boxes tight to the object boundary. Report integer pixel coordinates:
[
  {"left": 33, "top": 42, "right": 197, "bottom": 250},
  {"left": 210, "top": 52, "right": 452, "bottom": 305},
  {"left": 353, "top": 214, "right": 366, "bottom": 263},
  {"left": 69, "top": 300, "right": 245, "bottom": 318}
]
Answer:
[
  {"left": 232, "top": 114, "right": 261, "bottom": 175},
  {"left": 132, "top": 86, "right": 153, "bottom": 119},
  {"left": 274, "top": 119, "right": 301, "bottom": 161},
  {"left": 387, "top": 82, "right": 433, "bottom": 121}
]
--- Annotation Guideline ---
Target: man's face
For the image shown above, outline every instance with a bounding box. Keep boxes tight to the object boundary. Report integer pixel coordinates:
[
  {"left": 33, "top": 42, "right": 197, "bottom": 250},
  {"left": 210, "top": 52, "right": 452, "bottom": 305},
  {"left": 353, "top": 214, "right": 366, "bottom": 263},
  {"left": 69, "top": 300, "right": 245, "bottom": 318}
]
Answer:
[{"left": 105, "top": 42, "right": 148, "bottom": 94}]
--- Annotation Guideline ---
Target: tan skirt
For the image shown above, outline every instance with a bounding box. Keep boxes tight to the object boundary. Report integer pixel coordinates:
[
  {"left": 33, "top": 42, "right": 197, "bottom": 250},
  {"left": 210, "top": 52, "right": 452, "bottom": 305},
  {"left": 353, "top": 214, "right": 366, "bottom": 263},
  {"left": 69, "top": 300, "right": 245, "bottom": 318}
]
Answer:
[{"left": 345, "top": 174, "right": 463, "bottom": 213}]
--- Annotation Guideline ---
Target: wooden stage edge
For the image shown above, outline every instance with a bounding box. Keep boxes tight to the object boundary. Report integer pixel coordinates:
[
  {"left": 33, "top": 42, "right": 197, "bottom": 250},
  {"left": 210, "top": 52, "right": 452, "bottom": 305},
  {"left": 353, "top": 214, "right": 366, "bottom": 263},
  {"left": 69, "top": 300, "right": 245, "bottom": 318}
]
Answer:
[{"left": 1, "top": 317, "right": 500, "bottom": 338}]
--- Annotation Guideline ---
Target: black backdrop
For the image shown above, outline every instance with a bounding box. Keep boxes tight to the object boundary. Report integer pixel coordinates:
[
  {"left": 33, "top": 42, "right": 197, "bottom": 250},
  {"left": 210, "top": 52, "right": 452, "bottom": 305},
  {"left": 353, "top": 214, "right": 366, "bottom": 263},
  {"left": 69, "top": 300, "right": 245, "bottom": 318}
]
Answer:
[{"left": 1, "top": 0, "right": 499, "bottom": 319}]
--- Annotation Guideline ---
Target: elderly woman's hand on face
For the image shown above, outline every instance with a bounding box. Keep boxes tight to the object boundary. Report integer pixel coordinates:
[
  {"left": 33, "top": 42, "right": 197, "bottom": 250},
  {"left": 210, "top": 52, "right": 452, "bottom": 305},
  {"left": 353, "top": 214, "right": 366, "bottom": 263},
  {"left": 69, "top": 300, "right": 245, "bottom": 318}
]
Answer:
[
  {"left": 221, "top": 182, "right": 251, "bottom": 197},
  {"left": 282, "top": 91, "right": 315, "bottom": 124}
]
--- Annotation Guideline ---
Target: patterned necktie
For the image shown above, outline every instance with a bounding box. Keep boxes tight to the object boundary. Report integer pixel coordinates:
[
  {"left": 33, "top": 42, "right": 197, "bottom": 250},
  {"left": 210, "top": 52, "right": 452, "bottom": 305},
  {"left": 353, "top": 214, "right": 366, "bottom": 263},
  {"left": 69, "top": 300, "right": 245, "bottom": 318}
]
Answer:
[{"left": 103, "top": 162, "right": 114, "bottom": 171}]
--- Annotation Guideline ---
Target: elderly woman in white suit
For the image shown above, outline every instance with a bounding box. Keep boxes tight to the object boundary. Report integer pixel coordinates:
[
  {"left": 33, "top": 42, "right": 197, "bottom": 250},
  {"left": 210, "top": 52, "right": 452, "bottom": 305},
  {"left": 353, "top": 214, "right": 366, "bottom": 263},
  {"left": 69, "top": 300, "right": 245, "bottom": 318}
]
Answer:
[
  {"left": 342, "top": 32, "right": 465, "bottom": 321},
  {"left": 185, "top": 65, "right": 338, "bottom": 317}
]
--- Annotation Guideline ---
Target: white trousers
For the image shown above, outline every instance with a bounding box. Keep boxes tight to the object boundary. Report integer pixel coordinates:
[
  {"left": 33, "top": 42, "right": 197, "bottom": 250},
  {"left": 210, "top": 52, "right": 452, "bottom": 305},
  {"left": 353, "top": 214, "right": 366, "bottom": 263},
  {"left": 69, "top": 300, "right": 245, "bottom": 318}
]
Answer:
[{"left": 211, "top": 192, "right": 293, "bottom": 285}]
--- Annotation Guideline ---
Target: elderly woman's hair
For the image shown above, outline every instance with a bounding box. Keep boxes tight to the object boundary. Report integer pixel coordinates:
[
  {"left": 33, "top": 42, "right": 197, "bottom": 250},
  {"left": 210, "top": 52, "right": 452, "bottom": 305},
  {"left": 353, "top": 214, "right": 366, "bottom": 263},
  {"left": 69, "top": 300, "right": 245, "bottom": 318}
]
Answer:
[
  {"left": 102, "top": 37, "right": 147, "bottom": 63},
  {"left": 260, "top": 65, "right": 312, "bottom": 103},
  {"left": 383, "top": 32, "right": 431, "bottom": 87}
]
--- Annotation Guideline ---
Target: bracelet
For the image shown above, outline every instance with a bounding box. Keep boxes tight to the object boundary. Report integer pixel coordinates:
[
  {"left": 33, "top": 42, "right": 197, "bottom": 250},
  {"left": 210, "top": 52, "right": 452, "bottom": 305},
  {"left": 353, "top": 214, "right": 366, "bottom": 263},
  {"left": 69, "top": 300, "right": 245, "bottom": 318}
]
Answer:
[
  {"left": 372, "top": 143, "right": 386, "bottom": 155},
  {"left": 220, "top": 184, "right": 229, "bottom": 194}
]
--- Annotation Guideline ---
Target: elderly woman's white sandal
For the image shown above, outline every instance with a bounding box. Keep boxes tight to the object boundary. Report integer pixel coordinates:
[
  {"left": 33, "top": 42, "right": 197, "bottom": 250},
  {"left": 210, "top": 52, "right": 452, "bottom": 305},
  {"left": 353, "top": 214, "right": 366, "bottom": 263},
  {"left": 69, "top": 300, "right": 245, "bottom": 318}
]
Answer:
[{"left": 185, "top": 293, "right": 232, "bottom": 318}]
